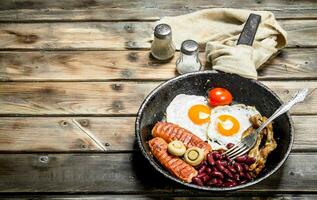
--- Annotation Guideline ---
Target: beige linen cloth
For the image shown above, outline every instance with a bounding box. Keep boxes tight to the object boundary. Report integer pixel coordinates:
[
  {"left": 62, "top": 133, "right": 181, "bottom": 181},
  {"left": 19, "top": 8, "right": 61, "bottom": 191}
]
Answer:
[{"left": 158, "top": 8, "right": 287, "bottom": 79}]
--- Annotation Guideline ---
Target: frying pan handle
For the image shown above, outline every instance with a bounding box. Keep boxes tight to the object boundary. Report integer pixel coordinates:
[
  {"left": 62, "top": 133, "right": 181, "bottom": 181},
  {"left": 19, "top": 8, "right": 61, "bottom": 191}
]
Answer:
[{"left": 237, "top": 13, "right": 261, "bottom": 46}]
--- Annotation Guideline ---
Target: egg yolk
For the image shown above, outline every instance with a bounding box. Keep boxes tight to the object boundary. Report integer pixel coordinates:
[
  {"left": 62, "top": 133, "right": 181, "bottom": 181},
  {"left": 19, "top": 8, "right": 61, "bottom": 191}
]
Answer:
[
  {"left": 188, "top": 104, "right": 211, "bottom": 125},
  {"left": 217, "top": 114, "right": 240, "bottom": 136}
]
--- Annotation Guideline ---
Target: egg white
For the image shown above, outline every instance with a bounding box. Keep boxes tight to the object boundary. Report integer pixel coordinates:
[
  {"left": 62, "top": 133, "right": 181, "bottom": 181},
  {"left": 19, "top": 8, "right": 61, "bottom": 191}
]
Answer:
[
  {"left": 207, "top": 104, "right": 260, "bottom": 146},
  {"left": 166, "top": 94, "right": 209, "bottom": 141}
]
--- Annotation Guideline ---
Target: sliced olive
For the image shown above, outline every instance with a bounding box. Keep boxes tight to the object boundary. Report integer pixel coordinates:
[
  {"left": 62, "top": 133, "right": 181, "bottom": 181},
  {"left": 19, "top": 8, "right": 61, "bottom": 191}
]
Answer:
[
  {"left": 184, "top": 147, "right": 204, "bottom": 166},
  {"left": 167, "top": 140, "right": 186, "bottom": 156}
]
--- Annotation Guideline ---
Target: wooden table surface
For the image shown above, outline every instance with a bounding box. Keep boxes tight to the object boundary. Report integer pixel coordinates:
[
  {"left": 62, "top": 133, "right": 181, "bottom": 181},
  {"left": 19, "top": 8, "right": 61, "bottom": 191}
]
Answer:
[{"left": 0, "top": 0, "right": 317, "bottom": 199}]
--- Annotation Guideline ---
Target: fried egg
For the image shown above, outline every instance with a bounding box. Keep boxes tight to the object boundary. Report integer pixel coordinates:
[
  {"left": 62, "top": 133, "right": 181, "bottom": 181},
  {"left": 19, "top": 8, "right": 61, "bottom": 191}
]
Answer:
[
  {"left": 166, "top": 94, "right": 210, "bottom": 141},
  {"left": 207, "top": 104, "right": 260, "bottom": 147}
]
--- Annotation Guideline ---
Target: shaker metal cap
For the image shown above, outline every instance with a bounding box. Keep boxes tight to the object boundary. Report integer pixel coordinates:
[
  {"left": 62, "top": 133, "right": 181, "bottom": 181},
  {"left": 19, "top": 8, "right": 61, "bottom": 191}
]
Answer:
[
  {"left": 154, "top": 24, "right": 172, "bottom": 39},
  {"left": 181, "top": 40, "right": 199, "bottom": 55}
]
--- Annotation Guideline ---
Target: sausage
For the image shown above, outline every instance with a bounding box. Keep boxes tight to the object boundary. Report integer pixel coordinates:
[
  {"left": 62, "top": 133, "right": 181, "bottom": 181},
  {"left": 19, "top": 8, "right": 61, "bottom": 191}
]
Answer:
[
  {"left": 149, "top": 137, "right": 198, "bottom": 183},
  {"left": 152, "top": 122, "right": 211, "bottom": 156}
]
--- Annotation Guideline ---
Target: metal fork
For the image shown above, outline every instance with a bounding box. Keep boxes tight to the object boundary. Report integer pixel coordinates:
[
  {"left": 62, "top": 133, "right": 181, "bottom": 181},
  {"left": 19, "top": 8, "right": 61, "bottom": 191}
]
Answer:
[{"left": 223, "top": 88, "right": 309, "bottom": 160}]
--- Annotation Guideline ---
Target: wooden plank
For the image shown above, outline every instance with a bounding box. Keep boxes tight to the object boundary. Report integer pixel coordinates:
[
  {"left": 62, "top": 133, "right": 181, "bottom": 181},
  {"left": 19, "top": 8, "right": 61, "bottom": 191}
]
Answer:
[
  {"left": 0, "top": 81, "right": 316, "bottom": 115},
  {"left": 0, "top": 22, "right": 152, "bottom": 50},
  {"left": 0, "top": 0, "right": 317, "bottom": 21},
  {"left": 2, "top": 194, "right": 317, "bottom": 199},
  {"left": 1, "top": 48, "right": 316, "bottom": 81},
  {"left": 0, "top": 117, "right": 132, "bottom": 152},
  {"left": 0, "top": 153, "right": 315, "bottom": 193},
  {"left": 0, "top": 20, "right": 316, "bottom": 50},
  {"left": 0, "top": 115, "right": 315, "bottom": 152},
  {"left": 279, "top": 20, "right": 317, "bottom": 47}
]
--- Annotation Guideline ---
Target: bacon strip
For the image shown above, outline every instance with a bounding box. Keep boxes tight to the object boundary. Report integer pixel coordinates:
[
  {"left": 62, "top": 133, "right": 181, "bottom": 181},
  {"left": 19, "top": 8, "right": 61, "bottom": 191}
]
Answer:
[
  {"left": 149, "top": 137, "right": 198, "bottom": 183},
  {"left": 152, "top": 122, "right": 211, "bottom": 156}
]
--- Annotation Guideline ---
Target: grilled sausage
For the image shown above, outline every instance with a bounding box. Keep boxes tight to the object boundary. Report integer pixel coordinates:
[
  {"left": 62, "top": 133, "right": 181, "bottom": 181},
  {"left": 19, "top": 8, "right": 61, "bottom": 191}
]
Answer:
[
  {"left": 152, "top": 122, "right": 211, "bottom": 156},
  {"left": 149, "top": 137, "right": 198, "bottom": 183}
]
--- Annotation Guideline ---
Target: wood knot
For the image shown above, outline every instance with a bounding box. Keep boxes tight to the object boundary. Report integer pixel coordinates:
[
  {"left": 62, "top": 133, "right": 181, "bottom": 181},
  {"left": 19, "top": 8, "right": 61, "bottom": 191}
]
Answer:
[
  {"left": 79, "top": 119, "right": 89, "bottom": 127},
  {"left": 121, "top": 69, "right": 133, "bottom": 78},
  {"left": 127, "top": 52, "right": 139, "bottom": 62},
  {"left": 41, "top": 87, "right": 54, "bottom": 94},
  {"left": 124, "top": 24, "right": 135, "bottom": 33},
  {"left": 81, "top": 143, "right": 88, "bottom": 149},
  {"left": 80, "top": 0, "right": 97, "bottom": 6},
  {"left": 111, "top": 83, "right": 123, "bottom": 91},
  {"left": 111, "top": 100, "right": 124, "bottom": 112},
  {"left": 4, "top": 30, "right": 39, "bottom": 44},
  {"left": 125, "top": 41, "right": 136, "bottom": 49},
  {"left": 105, "top": 143, "right": 110, "bottom": 147},
  {"left": 60, "top": 120, "right": 68, "bottom": 127},
  {"left": 21, "top": 34, "right": 39, "bottom": 44},
  {"left": 38, "top": 155, "right": 49, "bottom": 163}
]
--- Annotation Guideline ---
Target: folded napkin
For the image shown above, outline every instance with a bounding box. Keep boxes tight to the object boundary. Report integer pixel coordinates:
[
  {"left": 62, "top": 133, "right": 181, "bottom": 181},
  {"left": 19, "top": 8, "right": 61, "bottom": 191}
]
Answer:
[{"left": 157, "top": 8, "right": 287, "bottom": 79}]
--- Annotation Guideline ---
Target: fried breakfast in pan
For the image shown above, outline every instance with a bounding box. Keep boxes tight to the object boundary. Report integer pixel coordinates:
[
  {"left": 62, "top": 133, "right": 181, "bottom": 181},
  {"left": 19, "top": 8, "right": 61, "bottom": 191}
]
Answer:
[{"left": 148, "top": 88, "right": 277, "bottom": 188}]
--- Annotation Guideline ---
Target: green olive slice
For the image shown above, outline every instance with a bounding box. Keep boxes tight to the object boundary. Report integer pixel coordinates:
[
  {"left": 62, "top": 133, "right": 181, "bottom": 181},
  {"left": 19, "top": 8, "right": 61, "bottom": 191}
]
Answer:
[
  {"left": 167, "top": 140, "right": 186, "bottom": 156},
  {"left": 184, "top": 147, "right": 204, "bottom": 166}
]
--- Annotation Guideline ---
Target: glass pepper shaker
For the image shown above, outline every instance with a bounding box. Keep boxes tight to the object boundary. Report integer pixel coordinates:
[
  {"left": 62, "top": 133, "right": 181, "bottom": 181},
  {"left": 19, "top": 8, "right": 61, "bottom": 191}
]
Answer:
[
  {"left": 151, "top": 24, "right": 175, "bottom": 61},
  {"left": 176, "top": 40, "right": 202, "bottom": 74}
]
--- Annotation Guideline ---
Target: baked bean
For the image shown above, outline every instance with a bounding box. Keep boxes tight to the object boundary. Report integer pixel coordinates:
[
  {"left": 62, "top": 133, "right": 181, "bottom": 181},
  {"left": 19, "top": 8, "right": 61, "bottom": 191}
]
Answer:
[
  {"left": 234, "top": 162, "right": 243, "bottom": 172},
  {"left": 192, "top": 177, "right": 204, "bottom": 186},
  {"left": 207, "top": 178, "right": 218, "bottom": 186},
  {"left": 245, "top": 173, "right": 252, "bottom": 180},
  {"left": 198, "top": 165, "right": 207, "bottom": 174},
  {"left": 239, "top": 171, "right": 245, "bottom": 178},
  {"left": 205, "top": 167, "right": 212, "bottom": 174},
  {"left": 197, "top": 172, "right": 207, "bottom": 178},
  {"left": 226, "top": 143, "right": 234, "bottom": 149},
  {"left": 235, "top": 155, "right": 247, "bottom": 163},
  {"left": 212, "top": 166, "right": 219, "bottom": 172},
  {"left": 193, "top": 150, "right": 254, "bottom": 187},
  {"left": 227, "top": 178, "right": 237, "bottom": 185},
  {"left": 211, "top": 171, "right": 224, "bottom": 179},
  {"left": 222, "top": 168, "right": 234, "bottom": 178},
  {"left": 220, "top": 160, "right": 228, "bottom": 167},
  {"left": 245, "top": 156, "right": 256, "bottom": 165},
  {"left": 215, "top": 179, "right": 223, "bottom": 187},
  {"left": 227, "top": 165, "right": 237, "bottom": 174},
  {"left": 226, "top": 178, "right": 234, "bottom": 182},
  {"left": 207, "top": 153, "right": 215, "bottom": 166},
  {"left": 215, "top": 160, "right": 226, "bottom": 172},
  {"left": 223, "top": 181, "right": 237, "bottom": 187},
  {"left": 217, "top": 149, "right": 225, "bottom": 154},
  {"left": 240, "top": 179, "right": 247, "bottom": 185},
  {"left": 234, "top": 174, "right": 240, "bottom": 182},
  {"left": 195, "top": 162, "right": 204, "bottom": 169},
  {"left": 222, "top": 155, "right": 231, "bottom": 162},
  {"left": 202, "top": 174, "right": 210, "bottom": 183},
  {"left": 212, "top": 151, "right": 221, "bottom": 160},
  {"left": 242, "top": 163, "right": 249, "bottom": 171},
  {"left": 230, "top": 181, "right": 237, "bottom": 187}
]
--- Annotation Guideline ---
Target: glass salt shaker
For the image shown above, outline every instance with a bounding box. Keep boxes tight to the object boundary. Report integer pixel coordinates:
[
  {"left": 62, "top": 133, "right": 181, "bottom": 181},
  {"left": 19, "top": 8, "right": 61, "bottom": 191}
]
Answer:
[
  {"left": 176, "top": 40, "right": 202, "bottom": 74},
  {"left": 151, "top": 24, "right": 175, "bottom": 61}
]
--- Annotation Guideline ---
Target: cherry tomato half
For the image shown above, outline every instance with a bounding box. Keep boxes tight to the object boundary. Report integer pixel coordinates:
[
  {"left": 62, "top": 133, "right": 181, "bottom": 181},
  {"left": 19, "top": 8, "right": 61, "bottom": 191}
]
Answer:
[{"left": 208, "top": 87, "right": 232, "bottom": 106}]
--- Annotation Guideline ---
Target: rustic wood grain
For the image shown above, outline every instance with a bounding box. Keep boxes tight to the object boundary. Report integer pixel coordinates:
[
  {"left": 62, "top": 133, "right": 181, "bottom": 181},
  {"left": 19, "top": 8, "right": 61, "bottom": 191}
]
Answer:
[
  {"left": 0, "top": 116, "right": 315, "bottom": 152},
  {"left": 0, "top": 81, "right": 316, "bottom": 115},
  {"left": 1, "top": 0, "right": 317, "bottom": 21},
  {"left": 3, "top": 194, "right": 317, "bottom": 199},
  {"left": 0, "top": 117, "right": 132, "bottom": 152},
  {"left": 0, "top": 153, "right": 315, "bottom": 193},
  {"left": 1, "top": 48, "right": 316, "bottom": 81},
  {"left": 0, "top": 20, "right": 316, "bottom": 50},
  {"left": 0, "top": 0, "right": 315, "bottom": 197}
]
